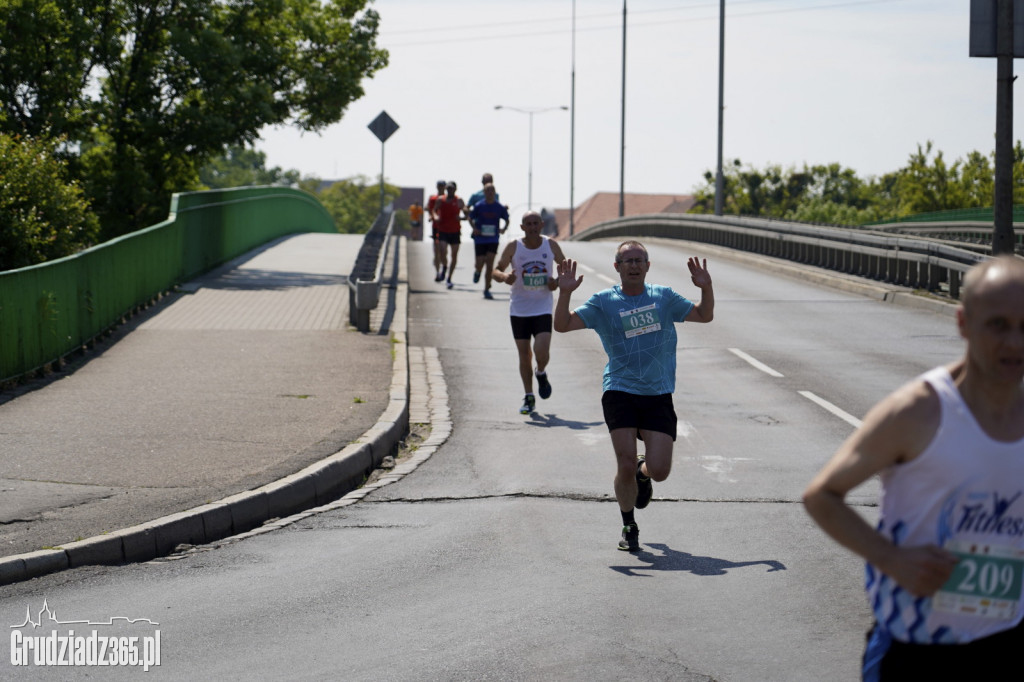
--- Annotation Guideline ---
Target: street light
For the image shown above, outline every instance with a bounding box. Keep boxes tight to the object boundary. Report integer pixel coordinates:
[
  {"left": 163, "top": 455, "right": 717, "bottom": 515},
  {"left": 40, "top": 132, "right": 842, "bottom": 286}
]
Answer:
[{"left": 494, "top": 105, "right": 568, "bottom": 211}]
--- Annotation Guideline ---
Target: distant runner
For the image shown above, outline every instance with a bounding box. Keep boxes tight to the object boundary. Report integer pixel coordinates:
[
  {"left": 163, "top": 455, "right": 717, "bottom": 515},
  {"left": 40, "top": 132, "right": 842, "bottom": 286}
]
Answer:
[
  {"left": 468, "top": 183, "right": 509, "bottom": 299},
  {"left": 492, "top": 211, "right": 566, "bottom": 414}
]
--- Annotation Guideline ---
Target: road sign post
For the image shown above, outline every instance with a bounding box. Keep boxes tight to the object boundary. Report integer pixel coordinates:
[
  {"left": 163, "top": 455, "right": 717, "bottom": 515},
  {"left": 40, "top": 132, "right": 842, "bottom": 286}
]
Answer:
[{"left": 368, "top": 111, "right": 400, "bottom": 216}]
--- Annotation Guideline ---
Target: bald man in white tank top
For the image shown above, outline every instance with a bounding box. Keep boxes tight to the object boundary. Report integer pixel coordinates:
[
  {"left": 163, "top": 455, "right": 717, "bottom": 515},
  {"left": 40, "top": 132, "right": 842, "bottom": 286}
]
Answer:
[{"left": 804, "top": 256, "right": 1024, "bottom": 680}]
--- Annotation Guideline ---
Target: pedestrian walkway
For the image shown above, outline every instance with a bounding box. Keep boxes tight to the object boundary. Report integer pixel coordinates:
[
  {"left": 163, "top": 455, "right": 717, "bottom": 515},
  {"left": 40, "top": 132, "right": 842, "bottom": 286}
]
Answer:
[{"left": 0, "top": 231, "right": 409, "bottom": 583}]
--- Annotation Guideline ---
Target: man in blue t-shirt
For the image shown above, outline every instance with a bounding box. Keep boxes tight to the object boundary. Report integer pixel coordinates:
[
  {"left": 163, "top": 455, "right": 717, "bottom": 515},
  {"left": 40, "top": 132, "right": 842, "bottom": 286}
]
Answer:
[
  {"left": 554, "top": 240, "right": 714, "bottom": 552},
  {"left": 468, "top": 183, "right": 509, "bottom": 299}
]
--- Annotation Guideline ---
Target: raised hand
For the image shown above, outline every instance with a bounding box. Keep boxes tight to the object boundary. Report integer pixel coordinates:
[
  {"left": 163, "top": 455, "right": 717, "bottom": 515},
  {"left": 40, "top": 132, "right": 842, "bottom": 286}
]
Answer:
[
  {"left": 687, "top": 257, "right": 712, "bottom": 289},
  {"left": 557, "top": 258, "right": 584, "bottom": 292}
]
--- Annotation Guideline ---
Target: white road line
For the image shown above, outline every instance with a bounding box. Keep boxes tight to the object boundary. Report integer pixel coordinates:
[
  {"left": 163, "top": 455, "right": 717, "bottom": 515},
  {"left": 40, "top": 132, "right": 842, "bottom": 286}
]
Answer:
[
  {"left": 728, "top": 348, "right": 784, "bottom": 378},
  {"left": 577, "top": 262, "right": 616, "bottom": 285},
  {"left": 798, "top": 390, "right": 863, "bottom": 428}
]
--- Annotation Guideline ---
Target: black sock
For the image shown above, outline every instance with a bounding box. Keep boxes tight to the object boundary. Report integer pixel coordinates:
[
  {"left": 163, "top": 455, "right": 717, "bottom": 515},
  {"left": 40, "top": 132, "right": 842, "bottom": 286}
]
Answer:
[{"left": 621, "top": 509, "right": 636, "bottom": 527}]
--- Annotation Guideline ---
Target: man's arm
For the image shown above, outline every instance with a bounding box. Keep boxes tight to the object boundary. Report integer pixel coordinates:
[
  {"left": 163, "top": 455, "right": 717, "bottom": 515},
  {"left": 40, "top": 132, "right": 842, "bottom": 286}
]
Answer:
[
  {"left": 802, "top": 380, "right": 958, "bottom": 597},
  {"left": 553, "top": 258, "right": 587, "bottom": 332},
  {"left": 684, "top": 257, "right": 714, "bottom": 323},
  {"left": 546, "top": 240, "right": 567, "bottom": 291},
  {"left": 492, "top": 241, "right": 517, "bottom": 284}
]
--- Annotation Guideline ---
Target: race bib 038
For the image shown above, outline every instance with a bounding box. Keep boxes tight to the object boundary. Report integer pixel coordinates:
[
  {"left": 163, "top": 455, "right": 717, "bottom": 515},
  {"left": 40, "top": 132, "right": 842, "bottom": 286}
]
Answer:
[{"left": 619, "top": 303, "right": 661, "bottom": 338}]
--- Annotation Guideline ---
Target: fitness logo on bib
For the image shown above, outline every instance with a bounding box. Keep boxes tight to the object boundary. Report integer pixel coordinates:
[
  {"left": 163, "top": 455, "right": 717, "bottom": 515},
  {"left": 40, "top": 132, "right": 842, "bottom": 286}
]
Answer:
[{"left": 619, "top": 303, "right": 661, "bottom": 338}]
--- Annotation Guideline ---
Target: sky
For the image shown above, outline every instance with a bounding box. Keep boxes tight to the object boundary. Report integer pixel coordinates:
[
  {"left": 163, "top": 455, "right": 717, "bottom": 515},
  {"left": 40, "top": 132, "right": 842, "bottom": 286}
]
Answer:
[{"left": 256, "top": 0, "right": 1019, "bottom": 225}]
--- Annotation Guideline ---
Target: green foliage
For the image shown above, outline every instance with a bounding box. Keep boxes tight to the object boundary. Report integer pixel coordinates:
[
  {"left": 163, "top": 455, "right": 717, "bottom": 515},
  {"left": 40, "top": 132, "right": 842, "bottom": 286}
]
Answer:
[
  {"left": 311, "top": 175, "right": 401, "bottom": 234},
  {"left": 198, "top": 145, "right": 301, "bottom": 189},
  {"left": 692, "top": 142, "right": 1024, "bottom": 226},
  {"left": 0, "top": 133, "right": 99, "bottom": 271},
  {"left": 0, "top": 0, "right": 388, "bottom": 240}
]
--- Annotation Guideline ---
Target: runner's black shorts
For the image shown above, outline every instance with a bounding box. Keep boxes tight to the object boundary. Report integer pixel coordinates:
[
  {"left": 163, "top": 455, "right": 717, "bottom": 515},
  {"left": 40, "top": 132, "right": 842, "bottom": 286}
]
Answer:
[
  {"left": 869, "top": 620, "right": 1024, "bottom": 680},
  {"left": 474, "top": 242, "right": 499, "bottom": 257},
  {"left": 437, "top": 232, "right": 460, "bottom": 245},
  {"left": 601, "top": 391, "right": 677, "bottom": 441},
  {"left": 510, "top": 314, "right": 552, "bottom": 340}
]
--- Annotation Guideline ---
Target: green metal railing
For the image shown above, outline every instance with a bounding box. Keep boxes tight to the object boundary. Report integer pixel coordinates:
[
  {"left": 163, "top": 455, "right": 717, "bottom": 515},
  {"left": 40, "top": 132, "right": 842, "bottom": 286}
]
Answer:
[
  {"left": 870, "top": 206, "right": 1024, "bottom": 224},
  {"left": 0, "top": 187, "right": 336, "bottom": 382}
]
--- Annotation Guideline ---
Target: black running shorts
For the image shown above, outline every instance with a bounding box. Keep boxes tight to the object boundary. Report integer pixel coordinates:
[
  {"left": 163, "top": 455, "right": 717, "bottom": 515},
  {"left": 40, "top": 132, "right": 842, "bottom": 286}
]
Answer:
[
  {"left": 601, "top": 390, "right": 677, "bottom": 441},
  {"left": 474, "top": 242, "right": 499, "bottom": 257},
  {"left": 510, "top": 314, "right": 552, "bottom": 340},
  {"left": 870, "top": 620, "right": 1024, "bottom": 680}
]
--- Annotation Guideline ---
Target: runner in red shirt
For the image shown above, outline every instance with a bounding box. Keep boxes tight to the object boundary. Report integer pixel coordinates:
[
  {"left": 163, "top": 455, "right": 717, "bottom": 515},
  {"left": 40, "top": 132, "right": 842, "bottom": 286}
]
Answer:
[
  {"left": 431, "top": 181, "right": 467, "bottom": 289},
  {"left": 425, "top": 180, "right": 447, "bottom": 282}
]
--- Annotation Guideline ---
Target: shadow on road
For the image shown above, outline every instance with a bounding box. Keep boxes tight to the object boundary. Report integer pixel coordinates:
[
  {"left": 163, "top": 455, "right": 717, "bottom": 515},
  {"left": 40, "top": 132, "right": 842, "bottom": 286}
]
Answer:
[
  {"left": 610, "top": 542, "right": 786, "bottom": 577},
  {"left": 525, "top": 412, "right": 605, "bottom": 430}
]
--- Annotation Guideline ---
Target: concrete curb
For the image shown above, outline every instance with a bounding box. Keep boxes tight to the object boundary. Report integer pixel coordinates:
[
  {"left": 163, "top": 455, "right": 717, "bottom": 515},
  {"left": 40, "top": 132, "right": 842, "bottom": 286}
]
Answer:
[{"left": 0, "top": 235, "right": 410, "bottom": 586}]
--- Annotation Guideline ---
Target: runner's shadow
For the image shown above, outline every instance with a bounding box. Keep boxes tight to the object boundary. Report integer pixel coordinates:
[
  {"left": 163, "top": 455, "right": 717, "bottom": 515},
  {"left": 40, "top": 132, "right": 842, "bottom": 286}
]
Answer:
[
  {"left": 610, "top": 543, "right": 786, "bottom": 577},
  {"left": 525, "top": 413, "right": 605, "bottom": 430}
]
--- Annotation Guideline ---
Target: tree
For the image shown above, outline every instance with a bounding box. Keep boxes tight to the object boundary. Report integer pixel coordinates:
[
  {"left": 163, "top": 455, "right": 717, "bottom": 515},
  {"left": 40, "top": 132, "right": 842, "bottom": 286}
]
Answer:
[
  {"left": 0, "top": 0, "right": 388, "bottom": 239},
  {"left": 199, "top": 145, "right": 301, "bottom": 189},
  {"left": 0, "top": 133, "right": 99, "bottom": 271},
  {"left": 690, "top": 143, "right": 1024, "bottom": 226},
  {"left": 308, "top": 175, "right": 400, "bottom": 234}
]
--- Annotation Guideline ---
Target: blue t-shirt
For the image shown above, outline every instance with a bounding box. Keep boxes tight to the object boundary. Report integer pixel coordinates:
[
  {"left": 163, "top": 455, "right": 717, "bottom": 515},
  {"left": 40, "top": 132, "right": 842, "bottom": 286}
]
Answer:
[
  {"left": 467, "top": 189, "right": 498, "bottom": 208},
  {"left": 574, "top": 284, "right": 694, "bottom": 395},
  {"left": 469, "top": 200, "right": 509, "bottom": 244}
]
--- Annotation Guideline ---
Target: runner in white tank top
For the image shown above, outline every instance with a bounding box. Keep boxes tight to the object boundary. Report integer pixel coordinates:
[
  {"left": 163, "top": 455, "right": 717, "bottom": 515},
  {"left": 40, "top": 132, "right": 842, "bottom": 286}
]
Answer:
[
  {"left": 804, "top": 255, "right": 1024, "bottom": 680},
  {"left": 492, "top": 211, "right": 566, "bottom": 415}
]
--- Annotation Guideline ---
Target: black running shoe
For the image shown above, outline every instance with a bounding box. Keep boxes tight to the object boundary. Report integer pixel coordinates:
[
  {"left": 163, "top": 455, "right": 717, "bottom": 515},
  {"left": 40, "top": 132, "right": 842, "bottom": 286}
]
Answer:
[
  {"left": 635, "top": 458, "right": 653, "bottom": 510},
  {"left": 618, "top": 523, "right": 640, "bottom": 552},
  {"left": 519, "top": 394, "right": 536, "bottom": 415},
  {"left": 536, "top": 372, "right": 552, "bottom": 400}
]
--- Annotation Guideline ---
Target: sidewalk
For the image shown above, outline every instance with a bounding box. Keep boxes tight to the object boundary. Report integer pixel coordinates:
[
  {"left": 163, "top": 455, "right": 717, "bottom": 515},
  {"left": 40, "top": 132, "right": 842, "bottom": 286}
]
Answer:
[{"left": 0, "top": 232, "right": 408, "bottom": 583}]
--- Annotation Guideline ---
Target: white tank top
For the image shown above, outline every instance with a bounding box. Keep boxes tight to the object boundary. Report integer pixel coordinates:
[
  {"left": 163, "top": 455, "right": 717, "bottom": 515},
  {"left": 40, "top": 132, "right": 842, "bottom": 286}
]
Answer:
[
  {"left": 867, "top": 366, "right": 1024, "bottom": 644},
  {"left": 509, "top": 238, "right": 555, "bottom": 318}
]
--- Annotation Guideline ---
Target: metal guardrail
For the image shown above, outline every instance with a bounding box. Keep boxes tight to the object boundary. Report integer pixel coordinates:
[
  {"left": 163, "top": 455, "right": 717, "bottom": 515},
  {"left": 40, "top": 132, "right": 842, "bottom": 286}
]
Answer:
[
  {"left": 348, "top": 210, "right": 396, "bottom": 331},
  {"left": 871, "top": 221, "right": 1024, "bottom": 254},
  {"left": 570, "top": 213, "right": 994, "bottom": 300}
]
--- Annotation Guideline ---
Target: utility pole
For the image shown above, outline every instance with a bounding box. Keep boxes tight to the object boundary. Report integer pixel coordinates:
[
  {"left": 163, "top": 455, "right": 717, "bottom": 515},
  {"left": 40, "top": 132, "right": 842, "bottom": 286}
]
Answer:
[
  {"left": 619, "top": 0, "right": 627, "bottom": 218},
  {"left": 970, "top": 0, "right": 1019, "bottom": 255},
  {"left": 992, "top": 0, "right": 1015, "bottom": 254},
  {"left": 714, "top": 0, "right": 726, "bottom": 216}
]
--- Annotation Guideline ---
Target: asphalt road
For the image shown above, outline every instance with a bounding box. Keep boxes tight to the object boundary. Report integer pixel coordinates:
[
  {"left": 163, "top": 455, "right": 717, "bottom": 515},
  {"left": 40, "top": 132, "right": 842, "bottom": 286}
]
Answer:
[{"left": 0, "top": 236, "right": 963, "bottom": 681}]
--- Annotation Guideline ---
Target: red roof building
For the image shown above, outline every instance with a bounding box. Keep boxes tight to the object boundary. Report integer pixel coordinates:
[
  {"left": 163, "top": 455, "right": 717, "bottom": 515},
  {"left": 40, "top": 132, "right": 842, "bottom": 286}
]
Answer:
[{"left": 550, "top": 192, "right": 696, "bottom": 240}]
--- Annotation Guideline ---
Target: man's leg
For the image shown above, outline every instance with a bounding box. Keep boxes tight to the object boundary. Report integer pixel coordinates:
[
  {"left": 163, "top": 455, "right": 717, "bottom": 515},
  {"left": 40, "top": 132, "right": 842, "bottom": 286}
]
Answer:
[
  {"left": 637, "top": 430, "right": 674, "bottom": 482},
  {"left": 610, "top": 428, "right": 642, "bottom": 551},
  {"left": 514, "top": 338, "right": 534, "bottom": 394},
  {"left": 532, "top": 331, "right": 551, "bottom": 374},
  {"left": 473, "top": 244, "right": 485, "bottom": 280},
  {"left": 436, "top": 239, "right": 447, "bottom": 276},
  {"left": 482, "top": 252, "right": 497, "bottom": 291},
  {"left": 447, "top": 243, "right": 459, "bottom": 284},
  {"left": 610, "top": 428, "right": 640, "bottom": 511}
]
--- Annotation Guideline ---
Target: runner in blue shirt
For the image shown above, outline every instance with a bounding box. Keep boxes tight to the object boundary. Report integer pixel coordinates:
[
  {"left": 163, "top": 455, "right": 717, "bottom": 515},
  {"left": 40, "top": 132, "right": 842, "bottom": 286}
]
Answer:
[
  {"left": 468, "top": 183, "right": 509, "bottom": 299},
  {"left": 554, "top": 241, "right": 715, "bottom": 552}
]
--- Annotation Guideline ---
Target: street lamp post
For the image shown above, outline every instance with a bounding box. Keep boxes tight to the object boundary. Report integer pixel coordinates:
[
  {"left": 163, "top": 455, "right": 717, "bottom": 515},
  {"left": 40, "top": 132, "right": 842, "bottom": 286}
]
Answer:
[{"left": 495, "top": 105, "right": 568, "bottom": 211}]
